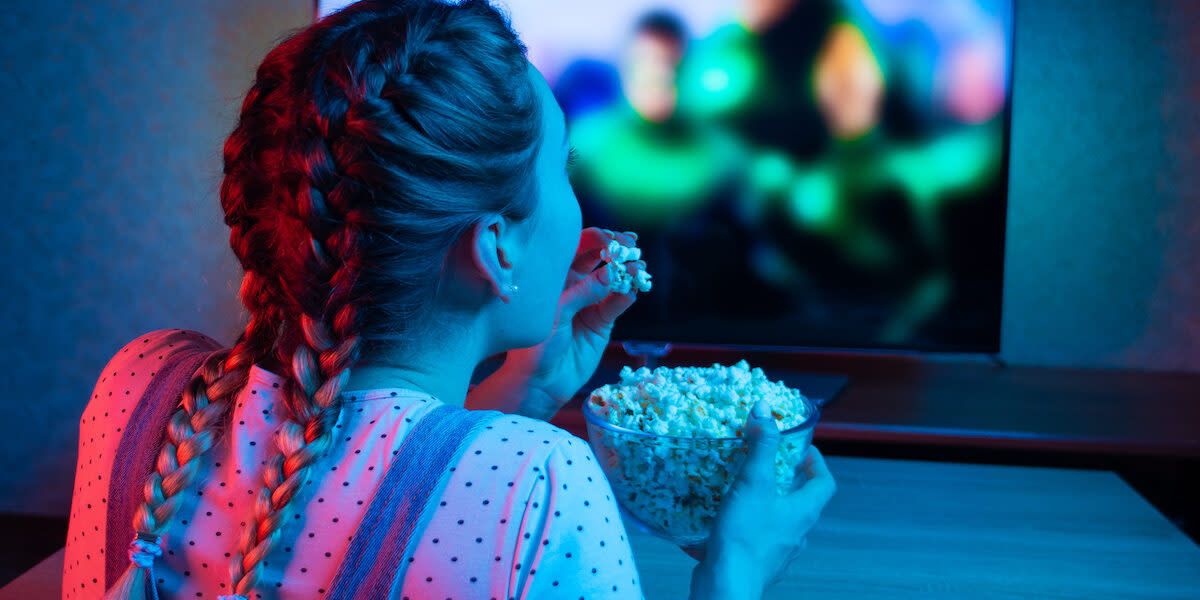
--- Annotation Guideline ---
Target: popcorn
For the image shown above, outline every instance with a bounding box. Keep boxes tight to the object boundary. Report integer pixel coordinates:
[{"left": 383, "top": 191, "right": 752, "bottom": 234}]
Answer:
[
  {"left": 601, "top": 238, "right": 652, "bottom": 294},
  {"left": 601, "top": 239, "right": 641, "bottom": 263},
  {"left": 632, "top": 269, "right": 652, "bottom": 292},
  {"left": 586, "top": 360, "right": 814, "bottom": 543}
]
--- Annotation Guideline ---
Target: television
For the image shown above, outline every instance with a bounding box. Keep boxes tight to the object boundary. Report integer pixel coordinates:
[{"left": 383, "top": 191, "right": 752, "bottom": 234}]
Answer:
[{"left": 316, "top": 0, "right": 1013, "bottom": 360}]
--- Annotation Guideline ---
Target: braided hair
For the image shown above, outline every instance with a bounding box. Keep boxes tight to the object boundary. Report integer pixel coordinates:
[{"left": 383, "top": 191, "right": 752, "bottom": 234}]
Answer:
[{"left": 106, "top": 2, "right": 542, "bottom": 598}]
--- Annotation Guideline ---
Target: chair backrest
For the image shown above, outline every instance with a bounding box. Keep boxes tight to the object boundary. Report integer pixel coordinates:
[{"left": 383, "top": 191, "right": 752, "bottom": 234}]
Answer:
[{"left": 0, "top": 547, "right": 64, "bottom": 600}]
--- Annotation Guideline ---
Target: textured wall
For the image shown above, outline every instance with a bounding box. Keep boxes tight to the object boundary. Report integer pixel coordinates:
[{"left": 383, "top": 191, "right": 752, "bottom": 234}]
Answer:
[
  {"left": 0, "top": 0, "right": 1197, "bottom": 516},
  {"left": 0, "top": 1, "right": 311, "bottom": 515},
  {"left": 1117, "top": 1, "right": 1200, "bottom": 371},
  {"left": 1001, "top": 0, "right": 1200, "bottom": 371}
]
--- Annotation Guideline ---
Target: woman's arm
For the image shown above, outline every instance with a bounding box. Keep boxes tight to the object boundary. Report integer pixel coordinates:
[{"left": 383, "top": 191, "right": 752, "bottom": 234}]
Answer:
[
  {"left": 689, "top": 548, "right": 763, "bottom": 600},
  {"left": 465, "top": 228, "right": 643, "bottom": 420}
]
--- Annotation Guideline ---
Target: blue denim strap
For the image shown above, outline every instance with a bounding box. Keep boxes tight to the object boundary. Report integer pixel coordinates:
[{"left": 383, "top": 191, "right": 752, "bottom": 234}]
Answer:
[{"left": 325, "top": 404, "right": 502, "bottom": 599}]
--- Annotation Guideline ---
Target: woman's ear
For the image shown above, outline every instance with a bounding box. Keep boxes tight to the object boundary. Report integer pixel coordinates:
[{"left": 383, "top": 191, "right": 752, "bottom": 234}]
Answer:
[{"left": 468, "top": 215, "right": 517, "bottom": 300}]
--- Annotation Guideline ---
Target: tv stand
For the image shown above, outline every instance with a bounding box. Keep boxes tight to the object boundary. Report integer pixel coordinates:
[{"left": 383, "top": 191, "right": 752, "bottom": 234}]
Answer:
[
  {"left": 620, "top": 341, "right": 673, "bottom": 370},
  {"left": 541, "top": 344, "right": 1200, "bottom": 459}
]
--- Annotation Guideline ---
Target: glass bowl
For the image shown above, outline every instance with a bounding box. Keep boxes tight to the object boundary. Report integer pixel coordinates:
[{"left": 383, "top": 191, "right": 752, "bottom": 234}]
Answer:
[{"left": 580, "top": 391, "right": 821, "bottom": 548}]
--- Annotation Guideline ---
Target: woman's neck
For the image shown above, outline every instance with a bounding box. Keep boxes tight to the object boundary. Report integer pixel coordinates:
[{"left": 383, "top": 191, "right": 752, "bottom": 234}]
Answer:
[{"left": 341, "top": 341, "right": 486, "bottom": 409}]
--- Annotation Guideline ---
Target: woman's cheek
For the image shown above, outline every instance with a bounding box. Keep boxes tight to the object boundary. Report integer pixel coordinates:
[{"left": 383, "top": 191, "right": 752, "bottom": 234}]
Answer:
[{"left": 567, "top": 194, "right": 583, "bottom": 274}]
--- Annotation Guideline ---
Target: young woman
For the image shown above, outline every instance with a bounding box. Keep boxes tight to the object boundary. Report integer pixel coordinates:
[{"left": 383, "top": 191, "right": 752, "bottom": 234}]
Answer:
[{"left": 63, "top": 2, "right": 835, "bottom": 599}]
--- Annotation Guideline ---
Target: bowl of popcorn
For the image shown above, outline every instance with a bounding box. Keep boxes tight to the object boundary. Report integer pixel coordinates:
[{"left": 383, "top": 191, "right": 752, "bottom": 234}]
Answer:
[{"left": 581, "top": 360, "right": 820, "bottom": 547}]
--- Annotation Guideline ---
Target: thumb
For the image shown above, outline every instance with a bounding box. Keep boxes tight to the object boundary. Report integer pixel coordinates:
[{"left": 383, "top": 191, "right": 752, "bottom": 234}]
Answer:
[
  {"left": 559, "top": 262, "right": 619, "bottom": 320},
  {"left": 735, "top": 399, "right": 781, "bottom": 491}
]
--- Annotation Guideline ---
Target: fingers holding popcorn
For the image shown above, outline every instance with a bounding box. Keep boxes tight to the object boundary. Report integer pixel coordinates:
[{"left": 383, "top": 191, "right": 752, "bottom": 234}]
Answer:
[
  {"left": 601, "top": 229, "right": 638, "bottom": 247},
  {"left": 566, "top": 228, "right": 614, "bottom": 289},
  {"left": 793, "top": 446, "right": 835, "bottom": 498},
  {"left": 575, "top": 283, "right": 639, "bottom": 336},
  {"left": 569, "top": 228, "right": 644, "bottom": 291},
  {"left": 561, "top": 259, "right": 618, "bottom": 318},
  {"left": 557, "top": 261, "right": 639, "bottom": 338},
  {"left": 601, "top": 238, "right": 652, "bottom": 294}
]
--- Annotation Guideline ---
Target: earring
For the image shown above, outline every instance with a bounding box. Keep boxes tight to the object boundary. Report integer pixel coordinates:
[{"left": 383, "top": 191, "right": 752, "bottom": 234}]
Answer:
[{"left": 501, "top": 282, "right": 517, "bottom": 304}]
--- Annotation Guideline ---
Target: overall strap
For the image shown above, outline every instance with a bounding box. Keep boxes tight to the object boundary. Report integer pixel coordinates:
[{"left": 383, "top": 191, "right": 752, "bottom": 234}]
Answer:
[
  {"left": 325, "top": 404, "right": 503, "bottom": 600},
  {"left": 103, "top": 344, "right": 221, "bottom": 590}
]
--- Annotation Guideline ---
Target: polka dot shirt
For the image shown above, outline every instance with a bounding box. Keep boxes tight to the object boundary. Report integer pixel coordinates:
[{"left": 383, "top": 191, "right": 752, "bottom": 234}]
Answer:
[{"left": 64, "top": 329, "right": 645, "bottom": 599}]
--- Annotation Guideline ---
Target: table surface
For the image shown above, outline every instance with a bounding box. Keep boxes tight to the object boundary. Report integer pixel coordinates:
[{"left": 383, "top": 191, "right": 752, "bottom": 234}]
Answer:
[
  {"left": 624, "top": 455, "right": 1200, "bottom": 600},
  {"left": 5, "top": 456, "right": 1198, "bottom": 599}
]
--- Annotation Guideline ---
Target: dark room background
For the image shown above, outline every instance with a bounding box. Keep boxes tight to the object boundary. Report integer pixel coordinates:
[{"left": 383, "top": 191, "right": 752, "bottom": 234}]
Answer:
[{"left": 0, "top": 0, "right": 1197, "bottom": 516}]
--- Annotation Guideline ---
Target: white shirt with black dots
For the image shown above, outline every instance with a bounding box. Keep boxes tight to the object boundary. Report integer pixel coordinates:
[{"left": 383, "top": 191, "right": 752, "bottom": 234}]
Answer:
[{"left": 64, "top": 328, "right": 645, "bottom": 599}]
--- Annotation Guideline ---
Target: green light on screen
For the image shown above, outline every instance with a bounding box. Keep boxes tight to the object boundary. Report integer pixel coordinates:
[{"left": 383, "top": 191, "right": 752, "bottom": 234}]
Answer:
[
  {"left": 701, "top": 68, "right": 731, "bottom": 92},
  {"left": 571, "top": 112, "right": 723, "bottom": 225},
  {"left": 883, "top": 126, "right": 1000, "bottom": 208},
  {"left": 788, "top": 169, "right": 839, "bottom": 231},
  {"left": 679, "top": 26, "right": 762, "bottom": 117},
  {"left": 750, "top": 151, "right": 793, "bottom": 194}
]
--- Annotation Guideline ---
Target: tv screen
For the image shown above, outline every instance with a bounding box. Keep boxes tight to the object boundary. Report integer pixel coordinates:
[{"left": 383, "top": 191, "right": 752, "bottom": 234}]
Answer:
[{"left": 319, "top": 0, "right": 1014, "bottom": 354}]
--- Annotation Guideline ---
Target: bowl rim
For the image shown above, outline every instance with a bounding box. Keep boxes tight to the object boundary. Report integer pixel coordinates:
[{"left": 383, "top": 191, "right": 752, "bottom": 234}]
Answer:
[{"left": 580, "top": 385, "right": 822, "bottom": 441}]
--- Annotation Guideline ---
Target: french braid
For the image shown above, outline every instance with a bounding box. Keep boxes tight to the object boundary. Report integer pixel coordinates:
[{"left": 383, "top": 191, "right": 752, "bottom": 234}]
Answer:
[
  {"left": 104, "top": 266, "right": 283, "bottom": 600},
  {"left": 228, "top": 203, "right": 365, "bottom": 595},
  {"left": 115, "top": 2, "right": 546, "bottom": 598}
]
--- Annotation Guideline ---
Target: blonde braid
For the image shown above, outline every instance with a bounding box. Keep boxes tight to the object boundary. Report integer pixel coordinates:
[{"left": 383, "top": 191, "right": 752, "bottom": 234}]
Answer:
[
  {"left": 133, "top": 273, "right": 280, "bottom": 537},
  {"left": 131, "top": 349, "right": 234, "bottom": 536},
  {"left": 228, "top": 185, "right": 366, "bottom": 596},
  {"left": 229, "top": 317, "right": 362, "bottom": 595},
  {"left": 136, "top": 274, "right": 276, "bottom": 528},
  {"left": 211, "top": 1, "right": 546, "bottom": 595},
  {"left": 103, "top": 270, "right": 282, "bottom": 600}
]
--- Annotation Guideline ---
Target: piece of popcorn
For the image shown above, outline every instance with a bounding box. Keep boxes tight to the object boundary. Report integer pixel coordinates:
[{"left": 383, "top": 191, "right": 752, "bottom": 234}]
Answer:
[
  {"left": 633, "top": 269, "right": 653, "bottom": 292},
  {"left": 606, "top": 261, "right": 634, "bottom": 294},
  {"left": 601, "top": 239, "right": 641, "bottom": 263},
  {"left": 601, "top": 237, "right": 652, "bottom": 293}
]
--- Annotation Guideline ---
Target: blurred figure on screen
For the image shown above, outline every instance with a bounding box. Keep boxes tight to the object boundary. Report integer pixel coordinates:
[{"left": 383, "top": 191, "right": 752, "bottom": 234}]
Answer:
[
  {"left": 790, "top": 16, "right": 1006, "bottom": 344},
  {"left": 564, "top": 11, "right": 780, "bottom": 323},
  {"left": 678, "top": 0, "right": 841, "bottom": 160},
  {"left": 679, "top": 0, "right": 1004, "bottom": 345},
  {"left": 623, "top": 11, "right": 683, "bottom": 124},
  {"left": 569, "top": 9, "right": 741, "bottom": 229},
  {"left": 561, "top": 0, "right": 1006, "bottom": 345},
  {"left": 813, "top": 21, "right": 885, "bottom": 140}
]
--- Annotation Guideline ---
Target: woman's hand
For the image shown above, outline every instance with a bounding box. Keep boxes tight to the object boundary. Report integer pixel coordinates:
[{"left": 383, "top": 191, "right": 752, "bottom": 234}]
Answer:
[
  {"left": 685, "top": 400, "right": 837, "bottom": 597},
  {"left": 503, "top": 227, "right": 644, "bottom": 420}
]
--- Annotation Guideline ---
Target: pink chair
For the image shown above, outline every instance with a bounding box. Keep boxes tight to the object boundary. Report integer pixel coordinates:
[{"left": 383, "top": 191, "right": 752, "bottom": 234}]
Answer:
[{"left": 0, "top": 547, "right": 63, "bottom": 599}]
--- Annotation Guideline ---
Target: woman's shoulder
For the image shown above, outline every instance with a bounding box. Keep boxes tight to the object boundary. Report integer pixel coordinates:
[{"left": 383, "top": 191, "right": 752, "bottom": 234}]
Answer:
[
  {"left": 66, "top": 329, "right": 226, "bottom": 597},
  {"left": 457, "top": 411, "right": 596, "bottom": 489},
  {"left": 94, "top": 328, "right": 224, "bottom": 380},
  {"left": 83, "top": 328, "right": 224, "bottom": 421},
  {"left": 473, "top": 411, "right": 582, "bottom": 454}
]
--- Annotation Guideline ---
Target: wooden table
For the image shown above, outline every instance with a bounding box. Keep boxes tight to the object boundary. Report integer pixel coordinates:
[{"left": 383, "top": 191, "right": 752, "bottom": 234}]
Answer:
[
  {"left": 625, "top": 455, "right": 1200, "bottom": 599},
  {"left": 6, "top": 455, "right": 1198, "bottom": 599}
]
